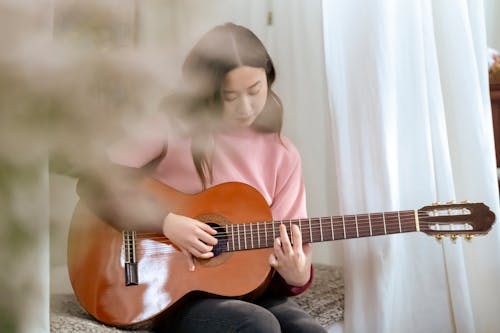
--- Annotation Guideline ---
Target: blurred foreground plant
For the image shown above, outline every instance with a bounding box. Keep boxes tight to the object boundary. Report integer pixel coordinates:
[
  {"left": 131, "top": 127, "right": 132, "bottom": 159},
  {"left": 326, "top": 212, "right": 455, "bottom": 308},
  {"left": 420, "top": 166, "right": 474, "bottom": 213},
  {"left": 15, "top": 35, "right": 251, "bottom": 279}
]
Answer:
[{"left": 0, "top": 0, "right": 171, "bottom": 331}]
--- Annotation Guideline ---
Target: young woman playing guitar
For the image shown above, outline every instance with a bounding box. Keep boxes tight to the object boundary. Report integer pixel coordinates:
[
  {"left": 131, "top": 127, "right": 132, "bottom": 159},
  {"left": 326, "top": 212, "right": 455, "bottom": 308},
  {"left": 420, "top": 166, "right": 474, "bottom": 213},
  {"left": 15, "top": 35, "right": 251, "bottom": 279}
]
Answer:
[{"left": 76, "top": 23, "right": 326, "bottom": 332}]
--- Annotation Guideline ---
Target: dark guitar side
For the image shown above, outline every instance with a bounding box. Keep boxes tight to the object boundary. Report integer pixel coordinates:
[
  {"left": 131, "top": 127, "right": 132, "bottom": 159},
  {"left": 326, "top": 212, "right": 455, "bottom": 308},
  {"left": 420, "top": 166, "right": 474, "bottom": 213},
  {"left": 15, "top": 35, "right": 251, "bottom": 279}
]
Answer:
[{"left": 67, "top": 179, "right": 275, "bottom": 329}]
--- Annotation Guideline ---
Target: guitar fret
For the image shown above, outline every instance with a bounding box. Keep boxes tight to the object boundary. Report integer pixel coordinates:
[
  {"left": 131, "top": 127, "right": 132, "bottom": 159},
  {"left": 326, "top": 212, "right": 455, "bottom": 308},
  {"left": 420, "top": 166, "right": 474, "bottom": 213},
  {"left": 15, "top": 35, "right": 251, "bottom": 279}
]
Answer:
[
  {"left": 342, "top": 215, "right": 346, "bottom": 239},
  {"left": 257, "top": 223, "right": 260, "bottom": 248},
  {"left": 355, "top": 215, "right": 359, "bottom": 238},
  {"left": 250, "top": 223, "right": 254, "bottom": 249},
  {"left": 243, "top": 224, "right": 247, "bottom": 249},
  {"left": 319, "top": 217, "right": 324, "bottom": 241},
  {"left": 382, "top": 212, "right": 387, "bottom": 234},
  {"left": 265, "top": 222, "right": 268, "bottom": 247},
  {"left": 414, "top": 210, "right": 420, "bottom": 231},
  {"left": 309, "top": 218, "right": 313, "bottom": 242},
  {"left": 272, "top": 222, "right": 276, "bottom": 242},
  {"left": 231, "top": 225, "right": 235, "bottom": 251},
  {"left": 368, "top": 213, "right": 373, "bottom": 236},
  {"left": 237, "top": 224, "right": 241, "bottom": 250},
  {"left": 299, "top": 219, "right": 302, "bottom": 239},
  {"left": 398, "top": 211, "right": 402, "bottom": 233},
  {"left": 226, "top": 225, "right": 230, "bottom": 252},
  {"left": 330, "top": 216, "right": 334, "bottom": 240}
]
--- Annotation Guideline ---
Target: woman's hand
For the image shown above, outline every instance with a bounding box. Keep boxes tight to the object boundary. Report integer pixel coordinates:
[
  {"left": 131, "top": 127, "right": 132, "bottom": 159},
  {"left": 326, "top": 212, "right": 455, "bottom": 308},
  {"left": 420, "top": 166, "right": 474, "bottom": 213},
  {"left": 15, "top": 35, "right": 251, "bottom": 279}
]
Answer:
[
  {"left": 162, "top": 212, "right": 218, "bottom": 271},
  {"left": 269, "top": 223, "right": 312, "bottom": 287}
]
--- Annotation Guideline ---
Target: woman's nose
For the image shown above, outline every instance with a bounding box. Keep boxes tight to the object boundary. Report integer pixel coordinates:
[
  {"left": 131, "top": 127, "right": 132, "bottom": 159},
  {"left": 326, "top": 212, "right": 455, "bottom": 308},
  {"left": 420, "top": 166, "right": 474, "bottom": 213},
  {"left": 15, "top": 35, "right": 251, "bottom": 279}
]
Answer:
[{"left": 239, "top": 95, "right": 252, "bottom": 113}]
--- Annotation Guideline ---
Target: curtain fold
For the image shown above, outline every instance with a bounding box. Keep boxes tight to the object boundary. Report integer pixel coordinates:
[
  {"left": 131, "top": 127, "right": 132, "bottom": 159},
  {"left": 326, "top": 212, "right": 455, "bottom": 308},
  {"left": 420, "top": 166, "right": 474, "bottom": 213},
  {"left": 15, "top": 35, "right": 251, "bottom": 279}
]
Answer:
[{"left": 322, "top": 0, "right": 500, "bottom": 332}]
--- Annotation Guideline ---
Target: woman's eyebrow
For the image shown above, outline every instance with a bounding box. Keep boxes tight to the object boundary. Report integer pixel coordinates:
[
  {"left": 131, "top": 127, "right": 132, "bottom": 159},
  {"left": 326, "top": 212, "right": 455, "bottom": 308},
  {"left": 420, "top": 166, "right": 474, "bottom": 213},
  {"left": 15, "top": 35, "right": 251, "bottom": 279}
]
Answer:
[{"left": 223, "top": 80, "right": 261, "bottom": 93}]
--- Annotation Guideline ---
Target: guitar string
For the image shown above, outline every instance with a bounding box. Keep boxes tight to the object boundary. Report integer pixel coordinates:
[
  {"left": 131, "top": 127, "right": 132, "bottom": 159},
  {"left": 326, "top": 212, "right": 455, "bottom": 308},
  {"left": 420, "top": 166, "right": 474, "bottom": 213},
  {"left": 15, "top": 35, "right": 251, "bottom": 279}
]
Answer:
[
  {"left": 134, "top": 218, "right": 462, "bottom": 256},
  {"left": 135, "top": 224, "right": 419, "bottom": 245},
  {"left": 133, "top": 211, "right": 464, "bottom": 239},
  {"left": 133, "top": 211, "right": 468, "bottom": 240},
  {"left": 134, "top": 224, "right": 460, "bottom": 255},
  {"left": 134, "top": 208, "right": 466, "bottom": 228},
  {"left": 133, "top": 218, "right": 472, "bottom": 244},
  {"left": 131, "top": 216, "right": 471, "bottom": 254}
]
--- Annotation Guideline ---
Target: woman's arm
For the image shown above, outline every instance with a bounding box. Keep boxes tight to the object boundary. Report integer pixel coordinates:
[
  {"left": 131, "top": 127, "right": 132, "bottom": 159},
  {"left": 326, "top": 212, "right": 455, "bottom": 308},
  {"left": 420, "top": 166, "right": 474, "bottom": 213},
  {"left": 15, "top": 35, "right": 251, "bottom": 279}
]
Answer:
[
  {"left": 267, "top": 140, "right": 314, "bottom": 296},
  {"left": 76, "top": 161, "right": 168, "bottom": 232}
]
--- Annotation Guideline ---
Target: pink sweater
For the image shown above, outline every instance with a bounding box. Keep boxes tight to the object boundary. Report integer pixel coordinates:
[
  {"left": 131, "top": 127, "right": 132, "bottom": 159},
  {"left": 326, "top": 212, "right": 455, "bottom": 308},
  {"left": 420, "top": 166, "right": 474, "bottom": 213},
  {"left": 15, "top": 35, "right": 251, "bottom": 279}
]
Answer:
[
  {"left": 105, "top": 115, "right": 312, "bottom": 295},
  {"left": 108, "top": 122, "right": 307, "bottom": 221}
]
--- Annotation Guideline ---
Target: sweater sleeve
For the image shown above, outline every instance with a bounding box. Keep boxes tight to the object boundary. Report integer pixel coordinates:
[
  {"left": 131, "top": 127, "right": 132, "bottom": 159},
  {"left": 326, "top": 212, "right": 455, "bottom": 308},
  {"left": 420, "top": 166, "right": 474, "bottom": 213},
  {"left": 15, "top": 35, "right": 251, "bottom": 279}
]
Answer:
[
  {"left": 267, "top": 265, "right": 314, "bottom": 297},
  {"left": 269, "top": 139, "right": 307, "bottom": 220},
  {"left": 267, "top": 139, "right": 313, "bottom": 296}
]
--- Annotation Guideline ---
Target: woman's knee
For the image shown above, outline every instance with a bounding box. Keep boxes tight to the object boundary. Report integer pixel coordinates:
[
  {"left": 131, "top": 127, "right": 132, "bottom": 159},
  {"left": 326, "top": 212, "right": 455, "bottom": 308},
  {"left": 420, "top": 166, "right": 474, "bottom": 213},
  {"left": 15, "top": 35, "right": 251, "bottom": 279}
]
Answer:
[
  {"left": 172, "top": 298, "right": 281, "bottom": 333},
  {"left": 233, "top": 302, "right": 281, "bottom": 332}
]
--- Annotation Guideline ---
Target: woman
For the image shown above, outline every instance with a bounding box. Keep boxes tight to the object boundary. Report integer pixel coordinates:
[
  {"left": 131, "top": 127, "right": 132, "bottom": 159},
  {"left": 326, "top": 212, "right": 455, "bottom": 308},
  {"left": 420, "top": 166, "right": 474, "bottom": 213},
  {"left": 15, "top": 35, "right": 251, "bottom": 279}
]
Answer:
[{"left": 78, "top": 23, "right": 326, "bottom": 333}]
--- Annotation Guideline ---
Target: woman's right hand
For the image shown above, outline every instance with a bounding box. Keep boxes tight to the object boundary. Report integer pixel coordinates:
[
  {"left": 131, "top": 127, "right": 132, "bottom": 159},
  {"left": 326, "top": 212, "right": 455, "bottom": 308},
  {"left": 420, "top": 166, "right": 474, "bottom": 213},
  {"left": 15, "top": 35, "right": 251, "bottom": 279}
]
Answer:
[{"left": 162, "top": 212, "right": 218, "bottom": 271}]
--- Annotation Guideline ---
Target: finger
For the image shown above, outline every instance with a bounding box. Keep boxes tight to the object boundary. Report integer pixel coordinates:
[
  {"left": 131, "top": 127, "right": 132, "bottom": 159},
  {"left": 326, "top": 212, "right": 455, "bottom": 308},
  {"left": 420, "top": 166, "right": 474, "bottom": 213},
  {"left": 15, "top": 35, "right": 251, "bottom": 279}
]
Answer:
[
  {"left": 189, "top": 248, "right": 214, "bottom": 261},
  {"left": 303, "top": 243, "right": 312, "bottom": 258},
  {"left": 181, "top": 249, "right": 196, "bottom": 271},
  {"left": 191, "top": 241, "right": 214, "bottom": 256},
  {"left": 279, "top": 224, "right": 293, "bottom": 254},
  {"left": 291, "top": 224, "right": 303, "bottom": 251},
  {"left": 197, "top": 251, "right": 215, "bottom": 259},
  {"left": 198, "top": 221, "right": 218, "bottom": 235},
  {"left": 269, "top": 253, "right": 279, "bottom": 268},
  {"left": 196, "top": 229, "right": 219, "bottom": 246},
  {"left": 274, "top": 237, "right": 284, "bottom": 258}
]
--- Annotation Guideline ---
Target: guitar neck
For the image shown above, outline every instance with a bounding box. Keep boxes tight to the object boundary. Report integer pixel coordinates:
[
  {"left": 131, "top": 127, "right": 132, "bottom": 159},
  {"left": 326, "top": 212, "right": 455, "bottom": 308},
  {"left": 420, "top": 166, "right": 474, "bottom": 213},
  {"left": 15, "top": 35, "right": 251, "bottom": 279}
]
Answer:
[{"left": 222, "top": 210, "right": 418, "bottom": 252}]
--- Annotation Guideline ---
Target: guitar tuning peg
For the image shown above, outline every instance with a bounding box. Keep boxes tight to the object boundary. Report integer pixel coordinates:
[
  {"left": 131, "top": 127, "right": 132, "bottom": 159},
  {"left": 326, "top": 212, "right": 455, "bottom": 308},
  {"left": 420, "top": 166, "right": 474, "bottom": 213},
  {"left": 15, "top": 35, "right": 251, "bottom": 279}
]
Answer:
[
  {"left": 432, "top": 202, "right": 441, "bottom": 206},
  {"left": 461, "top": 200, "right": 471, "bottom": 204},
  {"left": 435, "top": 234, "right": 443, "bottom": 241},
  {"left": 446, "top": 200, "right": 454, "bottom": 204},
  {"left": 450, "top": 234, "right": 459, "bottom": 241},
  {"left": 465, "top": 234, "right": 474, "bottom": 241}
]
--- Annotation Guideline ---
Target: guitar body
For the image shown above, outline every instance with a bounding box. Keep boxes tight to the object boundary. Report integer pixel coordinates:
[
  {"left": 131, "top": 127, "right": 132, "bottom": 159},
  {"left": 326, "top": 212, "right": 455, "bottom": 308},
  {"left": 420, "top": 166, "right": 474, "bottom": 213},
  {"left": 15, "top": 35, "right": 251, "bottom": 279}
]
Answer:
[{"left": 67, "top": 180, "right": 274, "bottom": 329}]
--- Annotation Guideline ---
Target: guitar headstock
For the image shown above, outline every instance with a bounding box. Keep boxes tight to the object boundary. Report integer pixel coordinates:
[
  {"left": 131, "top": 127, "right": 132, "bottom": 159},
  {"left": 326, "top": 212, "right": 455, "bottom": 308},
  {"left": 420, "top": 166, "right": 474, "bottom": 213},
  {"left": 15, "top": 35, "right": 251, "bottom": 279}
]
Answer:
[{"left": 418, "top": 202, "right": 496, "bottom": 240}]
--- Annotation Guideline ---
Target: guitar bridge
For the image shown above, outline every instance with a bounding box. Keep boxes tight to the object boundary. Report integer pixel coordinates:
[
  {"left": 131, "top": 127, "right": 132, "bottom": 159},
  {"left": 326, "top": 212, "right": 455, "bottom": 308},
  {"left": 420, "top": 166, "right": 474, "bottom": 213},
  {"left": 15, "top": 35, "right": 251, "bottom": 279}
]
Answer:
[{"left": 122, "top": 230, "right": 138, "bottom": 286}]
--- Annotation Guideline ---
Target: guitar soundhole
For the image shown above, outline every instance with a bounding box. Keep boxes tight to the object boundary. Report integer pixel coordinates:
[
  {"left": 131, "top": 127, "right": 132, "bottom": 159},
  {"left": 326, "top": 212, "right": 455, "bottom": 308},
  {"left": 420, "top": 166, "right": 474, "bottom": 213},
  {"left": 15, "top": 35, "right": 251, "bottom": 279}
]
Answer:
[
  {"left": 207, "top": 222, "right": 228, "bottom": 257},
  {"left": 196, "top": 213, "right": 230, "bottom": 258}
]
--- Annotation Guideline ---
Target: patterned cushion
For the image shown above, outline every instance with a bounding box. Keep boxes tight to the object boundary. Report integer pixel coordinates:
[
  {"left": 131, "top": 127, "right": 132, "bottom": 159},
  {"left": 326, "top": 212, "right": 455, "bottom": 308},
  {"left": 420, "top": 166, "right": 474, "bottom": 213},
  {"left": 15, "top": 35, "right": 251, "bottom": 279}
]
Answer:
[
  {"left": 294, "top": 264, "right": 344, "bottom": 327},
  {"left": 50, "top": 264, "right": 344, "bottom": 331}
]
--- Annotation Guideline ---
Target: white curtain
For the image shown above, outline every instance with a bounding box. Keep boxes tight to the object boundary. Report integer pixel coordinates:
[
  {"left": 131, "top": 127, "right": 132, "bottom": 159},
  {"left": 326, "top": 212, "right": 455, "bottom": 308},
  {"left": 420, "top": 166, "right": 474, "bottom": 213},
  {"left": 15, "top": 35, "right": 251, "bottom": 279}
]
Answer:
[{"left": 322, "top": 0, "right": 500, "bottom": 332}]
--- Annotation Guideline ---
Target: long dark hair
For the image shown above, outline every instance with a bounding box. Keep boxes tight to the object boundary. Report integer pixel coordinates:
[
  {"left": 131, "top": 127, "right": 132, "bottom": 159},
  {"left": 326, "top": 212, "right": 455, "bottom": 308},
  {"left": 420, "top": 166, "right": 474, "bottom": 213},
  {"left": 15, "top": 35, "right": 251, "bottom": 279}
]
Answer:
[{"left": 164, "top": 23, "right": 283, "bottom": 188}]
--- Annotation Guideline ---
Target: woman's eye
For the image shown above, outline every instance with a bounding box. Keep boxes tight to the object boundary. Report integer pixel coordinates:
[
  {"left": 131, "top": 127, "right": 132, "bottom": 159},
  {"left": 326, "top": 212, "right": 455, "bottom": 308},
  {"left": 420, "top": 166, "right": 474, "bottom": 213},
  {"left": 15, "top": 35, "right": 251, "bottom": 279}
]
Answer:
[
  {"left": 224, "top": 94, "right": 237, "bottom": 101},
  {"left": 248, "top": 86, "right": 261, "bottom": 95}
]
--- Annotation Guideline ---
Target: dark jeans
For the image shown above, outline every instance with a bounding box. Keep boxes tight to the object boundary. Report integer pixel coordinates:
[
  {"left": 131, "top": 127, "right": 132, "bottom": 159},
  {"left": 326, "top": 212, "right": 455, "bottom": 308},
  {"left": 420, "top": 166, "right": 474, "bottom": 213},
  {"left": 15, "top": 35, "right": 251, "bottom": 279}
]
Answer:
[{"left": 160, "top": 295, "right": 327, "bottom": 333}]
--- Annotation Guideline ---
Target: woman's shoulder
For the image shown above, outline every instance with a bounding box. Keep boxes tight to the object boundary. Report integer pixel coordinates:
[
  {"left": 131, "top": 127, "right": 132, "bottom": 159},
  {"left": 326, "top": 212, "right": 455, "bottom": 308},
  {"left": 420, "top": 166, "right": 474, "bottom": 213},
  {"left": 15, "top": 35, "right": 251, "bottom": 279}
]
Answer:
[{"left": 257, "top": 132, "right": 302, "bottom": 164}]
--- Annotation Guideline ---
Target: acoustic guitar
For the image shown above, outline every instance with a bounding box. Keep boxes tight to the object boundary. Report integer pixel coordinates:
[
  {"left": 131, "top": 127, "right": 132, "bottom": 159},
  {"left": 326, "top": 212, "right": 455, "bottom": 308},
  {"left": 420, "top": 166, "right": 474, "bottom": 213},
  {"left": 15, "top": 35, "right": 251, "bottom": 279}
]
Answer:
[{"left": 67, "top": 178, "right": 495, "bottom": 329}]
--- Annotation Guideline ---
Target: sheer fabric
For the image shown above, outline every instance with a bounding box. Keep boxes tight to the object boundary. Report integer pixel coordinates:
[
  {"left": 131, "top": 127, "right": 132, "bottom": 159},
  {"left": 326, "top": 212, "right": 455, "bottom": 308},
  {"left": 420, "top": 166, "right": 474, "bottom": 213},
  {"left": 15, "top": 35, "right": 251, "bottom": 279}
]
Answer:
[{"left": 322, "top": 0, "right": 500, "bottom": 332}]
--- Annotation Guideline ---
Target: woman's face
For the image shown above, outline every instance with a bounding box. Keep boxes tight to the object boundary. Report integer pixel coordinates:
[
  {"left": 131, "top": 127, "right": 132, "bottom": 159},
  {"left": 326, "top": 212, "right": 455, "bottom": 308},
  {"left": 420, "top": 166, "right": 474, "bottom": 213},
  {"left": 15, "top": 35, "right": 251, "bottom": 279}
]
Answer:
[{"left": 221, "top": 66, "right": 268, "bottom": 128}]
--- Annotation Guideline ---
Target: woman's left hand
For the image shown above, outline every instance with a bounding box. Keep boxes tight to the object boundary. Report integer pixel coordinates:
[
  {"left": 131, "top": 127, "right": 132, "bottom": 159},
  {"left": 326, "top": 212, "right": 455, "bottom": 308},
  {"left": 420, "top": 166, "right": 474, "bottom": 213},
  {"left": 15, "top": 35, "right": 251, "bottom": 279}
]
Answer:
[{"left": 269, "top": 223, "right": 312, "bottom": 287}]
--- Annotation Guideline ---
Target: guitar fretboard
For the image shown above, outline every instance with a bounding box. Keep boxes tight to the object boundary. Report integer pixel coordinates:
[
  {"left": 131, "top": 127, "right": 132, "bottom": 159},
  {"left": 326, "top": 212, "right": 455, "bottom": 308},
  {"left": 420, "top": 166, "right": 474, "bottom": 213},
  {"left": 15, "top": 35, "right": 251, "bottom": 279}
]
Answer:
[{"left": 222, "top": 210, "right": 418, "bottom": 252}]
